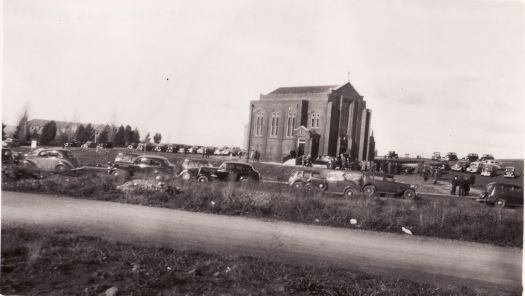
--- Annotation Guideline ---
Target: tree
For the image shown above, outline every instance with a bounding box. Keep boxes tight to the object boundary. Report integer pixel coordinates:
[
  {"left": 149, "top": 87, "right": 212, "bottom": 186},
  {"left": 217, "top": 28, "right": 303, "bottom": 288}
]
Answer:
[
  {"left": 132, "top": 128, "right": 140, "bottom": 144},
  {"left": 14, "top": 110, "right": 30, "bottom": 144},
  {"left": 84, "top": 124, "right": 95, "bottom": 142},
  {"left": 124, "top": 125, "right": 133, "bottom": 145},
  {"left": 74, "top": 124, "right": 85, "bottom": 142},
  {"left": 153, "top": 133, "right": 162, "bottom": 144},
  {"left": 56, "top": 132, "right": 69, "bottom": 146},
  {"left": 114, "top": 125, "right": 126, "bottom": 147},
  {"left": 98, "top": 124, "right": 110, "bottom": 143},
  {"left": 143, "top": 133, "right": 151, "bottom": 144},
  {"left": 2, "top": 122, "right": 6, "bottom": 140},
  {"left": 40, "top": 121, "right": 57, "bottom": 145}
]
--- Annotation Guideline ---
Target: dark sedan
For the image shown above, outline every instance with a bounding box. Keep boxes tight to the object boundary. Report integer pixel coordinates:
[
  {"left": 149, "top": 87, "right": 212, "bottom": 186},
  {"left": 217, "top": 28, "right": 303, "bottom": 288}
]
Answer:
[
  {"left": 108, "top": 153, "right": 175, "bottom": 183},
  {"left": 195, "top": 161, "right": 260, "bottom": 182},
  {"left": 361, "top": 173, "right": 417, "bottom": 199}
]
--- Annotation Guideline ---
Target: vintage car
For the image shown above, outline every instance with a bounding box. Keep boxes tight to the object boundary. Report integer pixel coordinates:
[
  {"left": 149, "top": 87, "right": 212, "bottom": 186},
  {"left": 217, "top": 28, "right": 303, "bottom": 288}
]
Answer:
[
  {"left": 2, "top": 148, "right": 24, "bottom": 165},
  {"left": 480, "top": 166, "right": 497, "bottom": 177},
  {"left": 178, "top": 158, "right": 214, "bottom": 180},
  {"left": 466, "top": 161, "right": 483, "bottom": 174},
  {"left": 154, "top": 144, "right": 168, "bottom": 152},
  {"left": 312, "top": 155, "right": 339, "bottom": 169},
  {"left": 477, "top": 182, "right": 523, "bottom": 208},
  {"left": 504, "top": 167, "right": 519, "bottom": 179},
  {"left": 308, "top": 171, "right": 363, "bottom": 197},
  {"left": 361, "top": 173, "right": 417, "bottom": 199},
  {"left": 108, "top": 153, "right": 175, "bottom": 182},
  {"left": 466, "top": 153, "right": 479, "bottom": 162},
  {"left": 288, "top": 170, "right": 324, "bottom": 189},
  {"left": 21, "top": 148, "right": 81, "bottom": 172},
  {"left": 431, "top": 152, "right": 441, "bottom": 160},
  {"left": 444, "top": 152, "right": 458, "bottom": 161},
  {"left": 195, "top": 161, "right": 260, "bottom": 182},
  {"left": 451, "top": 160, "right": 469, "bottom": 172},
  {"left": 480, "top": 154, "right": 494, "bottom": 161},
  {"left": 481, "top": 160, "right": 503, "bottom": 170}
]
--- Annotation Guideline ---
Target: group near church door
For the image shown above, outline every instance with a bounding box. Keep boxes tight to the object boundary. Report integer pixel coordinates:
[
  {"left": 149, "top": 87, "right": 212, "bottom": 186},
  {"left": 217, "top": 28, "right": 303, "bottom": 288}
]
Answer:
[{"left": 297, "top": 140, "right": 305, "bottom": 157}]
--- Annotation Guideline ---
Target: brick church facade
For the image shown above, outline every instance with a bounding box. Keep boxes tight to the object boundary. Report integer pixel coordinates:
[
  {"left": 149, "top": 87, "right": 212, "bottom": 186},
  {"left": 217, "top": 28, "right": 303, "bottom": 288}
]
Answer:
[{"left": 248, "top": 82, "right": 375, "bottom": 162}]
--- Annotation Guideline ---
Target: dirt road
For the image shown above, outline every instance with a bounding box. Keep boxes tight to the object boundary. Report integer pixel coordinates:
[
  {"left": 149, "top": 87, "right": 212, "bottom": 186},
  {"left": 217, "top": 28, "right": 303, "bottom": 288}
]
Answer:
[{"left": 2, "top": 191, "right": 521, "bottom": 292}]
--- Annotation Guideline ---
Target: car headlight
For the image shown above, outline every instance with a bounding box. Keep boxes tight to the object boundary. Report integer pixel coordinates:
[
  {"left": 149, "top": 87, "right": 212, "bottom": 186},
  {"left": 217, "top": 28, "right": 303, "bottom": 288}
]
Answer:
[{"left": 410, "top": 184, "right": 417, "bottom": 189}]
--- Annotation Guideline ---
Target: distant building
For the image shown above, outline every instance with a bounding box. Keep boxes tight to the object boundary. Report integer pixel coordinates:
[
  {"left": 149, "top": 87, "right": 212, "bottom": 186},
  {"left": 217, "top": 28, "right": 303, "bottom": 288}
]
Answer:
[
  {"left": 27, "top": 119, "right": 105, "bottom": 140},
  {"left": 247, "top": 82, "right": 374, "bottom": 162}
]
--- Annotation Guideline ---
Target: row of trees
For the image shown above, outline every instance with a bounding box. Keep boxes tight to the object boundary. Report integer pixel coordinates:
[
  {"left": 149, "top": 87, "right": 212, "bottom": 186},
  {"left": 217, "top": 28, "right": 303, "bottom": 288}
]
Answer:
[{"left": 3, "top": 114, "right": 163, "bottom": 147}]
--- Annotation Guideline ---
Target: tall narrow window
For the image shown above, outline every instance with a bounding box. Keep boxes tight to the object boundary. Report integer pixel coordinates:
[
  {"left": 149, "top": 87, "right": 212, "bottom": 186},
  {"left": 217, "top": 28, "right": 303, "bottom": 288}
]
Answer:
[
  {"left": 275, "top": 115, "right": 279, "bottom": 135},
  {"left": 315, "top": 114, "right": 320, "bottom": 128},
  {"left": 287, "top": 117, "right": 292, "bottom": 137}
]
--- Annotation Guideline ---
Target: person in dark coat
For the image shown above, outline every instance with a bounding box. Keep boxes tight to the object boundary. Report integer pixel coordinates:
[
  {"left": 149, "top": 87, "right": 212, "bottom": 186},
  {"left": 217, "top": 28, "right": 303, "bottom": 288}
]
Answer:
[
  {"left": 464, "top": 175, "right": 471, "bottom": 196},
  {"left": 458, "top": 176, "right": 466, "bottom": 196},
  {"left": 451, "top": 175, "right": 459, "bottom": 195},
  {"left": 469, "top": 174, "right": 476, "bottom": 187}
]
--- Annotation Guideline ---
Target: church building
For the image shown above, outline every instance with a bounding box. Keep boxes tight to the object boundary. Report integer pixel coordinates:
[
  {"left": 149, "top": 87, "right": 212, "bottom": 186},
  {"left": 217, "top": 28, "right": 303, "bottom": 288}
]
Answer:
[{"left": 247, "top": 82, "right": 374, "bottom": 162}]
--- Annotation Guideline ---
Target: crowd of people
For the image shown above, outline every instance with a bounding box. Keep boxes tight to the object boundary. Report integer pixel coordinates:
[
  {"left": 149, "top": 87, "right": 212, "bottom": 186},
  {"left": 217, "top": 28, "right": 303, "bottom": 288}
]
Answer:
[{"left": 450, "top": 174, "right": 476, "bottom": 196}]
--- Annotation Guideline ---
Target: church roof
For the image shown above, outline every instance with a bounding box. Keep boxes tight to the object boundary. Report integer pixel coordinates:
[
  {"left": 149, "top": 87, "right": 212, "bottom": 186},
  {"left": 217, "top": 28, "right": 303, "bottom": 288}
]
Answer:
[{"left": 268, "top": 85, "right": 339, "bottom": 95}]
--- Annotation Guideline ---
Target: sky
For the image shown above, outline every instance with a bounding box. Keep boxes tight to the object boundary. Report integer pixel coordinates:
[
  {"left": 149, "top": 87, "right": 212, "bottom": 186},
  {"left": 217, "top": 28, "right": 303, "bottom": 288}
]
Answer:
[{"left": 2, "top": 0, "right": 524, "bottom": 158}]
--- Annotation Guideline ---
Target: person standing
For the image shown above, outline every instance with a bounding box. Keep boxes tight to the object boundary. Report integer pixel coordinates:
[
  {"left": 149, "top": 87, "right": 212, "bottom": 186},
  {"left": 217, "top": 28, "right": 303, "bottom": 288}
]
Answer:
[
  {"left": 451, "top": 175, "right": 459, "bottom": 195},
  {"left": 458, "top": 175, "right": 466, "bottom": 197},
  {"left": 469, "top": 174, "right": 475, "bottom": 187},
  {"left": 464, "top": 175, "right": 471, "bottom": 196}
]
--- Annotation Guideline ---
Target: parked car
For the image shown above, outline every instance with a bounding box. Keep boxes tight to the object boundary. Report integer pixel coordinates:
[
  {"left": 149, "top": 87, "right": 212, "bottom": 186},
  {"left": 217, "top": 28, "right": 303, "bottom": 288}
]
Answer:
[
  {"left": 386, "top": 151, "right": 399, "bottom": 159},
  {"left": 195, "top": 161, "right": 260, "bottom": 182},
  {"left": 312, "top": 155, "right": 339, "bottom": 169},
  {"left": 21, "top": 148, "right": 81, "bottom": 172},
  {"left": 482, "top": 159, "right": 503, "bottom": 170},
  {"left": 466, "top": 153, "right": 479, "bottom": 162},
  {"left": 477, "top": 182, "right": 523, "bottom": 208},
  {"left": 479, "top": 154, "right": 494, "bottom": 161},
  {"left": 97, "top": 142, "right": 113, "bottom": 149},
  {"left": 504, "top": 167, "right": 519, "bottom": 179},
  {"left": 108, "top": 153, "right": 175, "bottom": 182},
  {"left": 2, "top": 148, "right": 23, "bottom": 165},
  {"left": 361, "top": 172, "right": 418, "bottom": 199},
  {"left": 178, "top": 158, "right": 214, "bottom": 180},
  {"left": 466, "top": 161, "right": 483, "bottom": 174},
  {"left": 451, "top": 160, "right": 469, "bottom": 172},
  {"left": 64, "top": 141, "right": 81, "bottom": 148},
  {"left": 431, "top": 152, "right": 441, "bottom": 160},
  {"left": 288, "top": 170, "right": 323, "bottom": 189},
  {"left": 154, "top": 144, "right": 168, "bottom": 152},
  {"left": 81, "top": 141, "right": 97, "bottom": 148},
  {"left": 311, "top": 171, "right": 363, "bottom": 197},
  {"left": 3, "top": 138, "right": 20, "bottom": 148},
  {"left": 444, "top": 152, "right": 458, "bottom": 161},
  {"left": 480, "top": 166, "right": 497, "bottom": 177}
]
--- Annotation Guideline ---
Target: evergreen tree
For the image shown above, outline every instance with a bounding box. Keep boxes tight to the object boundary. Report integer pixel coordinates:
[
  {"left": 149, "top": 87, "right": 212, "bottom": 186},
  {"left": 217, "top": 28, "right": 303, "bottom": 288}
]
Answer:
[
  {"left": 98, "top": 124, "right": 110, "bottom": 143},
  {"left": 74, "top": 124, "right": 85, "bottom": 142},
  {"left": 153, "top": 133, "right": 162, "bottom": 144},
  {"left": 57, "top": 132, "right": 69, "bottom": 146},
  {"left": 2, "top": 122, "right": 6, "bottom": 140},
  {"left": 124, "top": 125, "right": 133, "bottom": 145},
  {"left": 84, "top": 124, "right": 95, "bottom": 142},
  {"left": 132, "top": 128, "right": 140, "bottom": 143},
  {"left": 114, "top": 125, "right": 126, "bottom": 147},
  {"left": 40, "top": 121, "right": 57, "bottom": 145},
  {"left": 14, "top": 111, "right": 30, "bottom": 144}
]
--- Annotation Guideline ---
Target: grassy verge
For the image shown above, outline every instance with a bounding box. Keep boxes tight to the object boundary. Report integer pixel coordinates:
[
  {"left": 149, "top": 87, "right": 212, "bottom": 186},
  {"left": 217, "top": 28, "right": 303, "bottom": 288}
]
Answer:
[
  {"left": 1, "top": 227, "right": 505, "bottom": 296},
  {"left": 2, "top": 170, "right": 522, "bottom": 247}
]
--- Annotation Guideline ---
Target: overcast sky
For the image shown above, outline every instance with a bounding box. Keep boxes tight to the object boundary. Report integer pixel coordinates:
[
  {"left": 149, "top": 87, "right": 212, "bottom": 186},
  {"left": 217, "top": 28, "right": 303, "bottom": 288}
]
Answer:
[{"left": 3, "top": 0, "right": 524, "bottom": 158}]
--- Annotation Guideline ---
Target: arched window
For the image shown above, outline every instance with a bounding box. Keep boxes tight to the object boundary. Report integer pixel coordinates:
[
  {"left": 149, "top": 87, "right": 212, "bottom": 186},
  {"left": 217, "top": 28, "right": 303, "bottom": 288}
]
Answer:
[
  {"left": 286, "top": 107, "right": 296, "bottom": 137},
  {"left": 254, "top": 111, "right": 264, "bottom": 136},
  {"left": 310, "top": 112, "right": 320, "bottom": 128}
]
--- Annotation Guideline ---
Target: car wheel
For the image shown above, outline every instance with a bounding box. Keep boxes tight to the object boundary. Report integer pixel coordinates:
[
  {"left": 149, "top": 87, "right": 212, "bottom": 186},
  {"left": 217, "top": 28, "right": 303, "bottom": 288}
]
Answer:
[
  {"left": 55, "top": 165, "right": 67, "bottom": 172},
  {"left": 293, "top": 181, "right": 305, "bottom": 189},
  {"left": 197, "top": 176, "right": 209, "bottom": 182},
  {"left": 403, "top": 189, "right": 416, "bottom": 200},
  {"left": 181, "top": 172, "right": 191, "bottom": 181},
  {"left": 494, "top": 198, "right": 506, "bottom": 208},
  {"left": 111, "top": 170, "right": 128, "bottom": 184},
  {"left": 318, "top": 183, "right": 327, "bottom": 190},
  {"left": 343, "top": 187, "right": 357, "bottom": 198},
  {"left": 363, "top": 185, "right": 376, "bottom": 197}
]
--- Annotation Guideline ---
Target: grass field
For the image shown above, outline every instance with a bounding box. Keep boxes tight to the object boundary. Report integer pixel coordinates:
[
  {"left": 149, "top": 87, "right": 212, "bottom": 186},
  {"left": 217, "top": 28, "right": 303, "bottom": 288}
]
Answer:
[
  {"left": 1, "top": 226, "right": 509, "bottom": 296},
  {"left": 2, "top": 170, "right": 522, "bottom": 247}
]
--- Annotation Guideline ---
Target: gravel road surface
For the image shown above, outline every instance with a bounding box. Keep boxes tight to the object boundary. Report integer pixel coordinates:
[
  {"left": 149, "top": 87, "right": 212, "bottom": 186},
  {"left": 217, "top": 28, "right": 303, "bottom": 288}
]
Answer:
[{"left": 2, "top": 191, "right": 521, "bottom": 293}]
